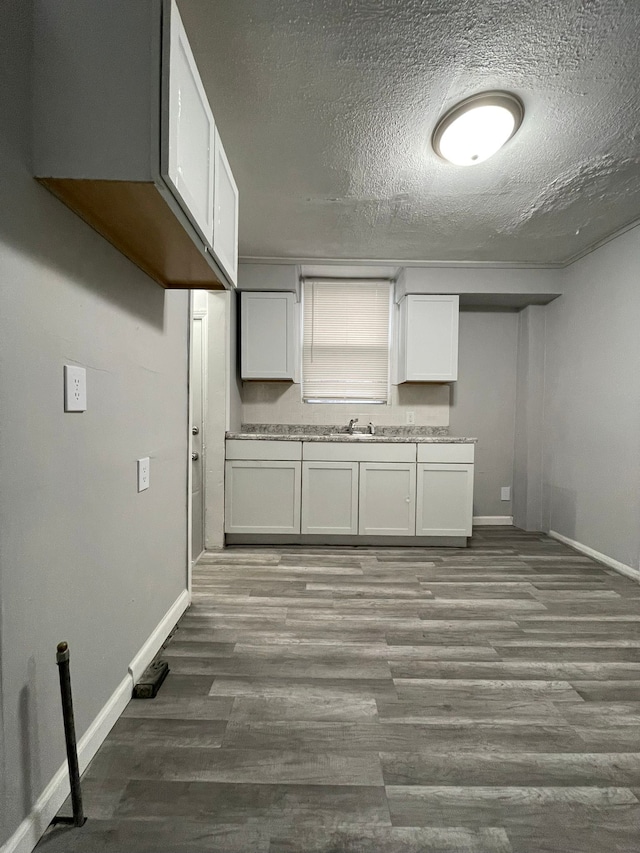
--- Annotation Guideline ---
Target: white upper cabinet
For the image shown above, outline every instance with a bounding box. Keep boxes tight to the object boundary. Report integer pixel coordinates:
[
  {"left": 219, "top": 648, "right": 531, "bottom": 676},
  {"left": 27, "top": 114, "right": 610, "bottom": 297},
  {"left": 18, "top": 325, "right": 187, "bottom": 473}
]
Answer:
[
  {"left": 163, "top": 0, "right": 215, "bottom": 246},
  {"left": 32, "top": 0, "right": 238, "bottom": 290},
  {"left": 213, "top": 127, "right": 239, "bottom": 285},
  {"left": 241, "top": 292, "right": 297, "bottom": 380},
  {"left": 396, "top": 295, "right": 459, "bottom": 382}
]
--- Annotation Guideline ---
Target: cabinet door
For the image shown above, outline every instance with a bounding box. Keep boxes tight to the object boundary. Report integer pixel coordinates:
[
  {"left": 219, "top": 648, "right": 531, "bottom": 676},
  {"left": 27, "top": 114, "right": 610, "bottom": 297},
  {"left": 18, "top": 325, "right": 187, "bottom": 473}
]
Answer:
[
  {"left": 302, "top": 462, "right": 358, "bottom": 535},
  {"left": 416, "top": 463, "right": 473, "bottom": 536},
  {"left": 225, "top": 460, "right": 301, "bottom": 534},
  {"left": 241, "top": 292, "right": 296, "bottom": 380},
  {"left": 397, "top": 295, "right": 459, "bottom": 382},
  {"left": 359, "top": 463, "right": 416, "bottom": 536},
  {"left": 163, "top": 0, "right": 215, "bottom": 245},
  {"left": 213, "top": 127, "right": 239, "bottom": 286}
]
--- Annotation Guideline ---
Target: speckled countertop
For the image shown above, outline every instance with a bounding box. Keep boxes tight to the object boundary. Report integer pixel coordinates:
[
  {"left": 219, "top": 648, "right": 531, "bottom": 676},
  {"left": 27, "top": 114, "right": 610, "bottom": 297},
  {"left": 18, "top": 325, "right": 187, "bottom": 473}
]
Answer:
[{"left": 227, "top": 425, "right": 477, "bottom": 444}]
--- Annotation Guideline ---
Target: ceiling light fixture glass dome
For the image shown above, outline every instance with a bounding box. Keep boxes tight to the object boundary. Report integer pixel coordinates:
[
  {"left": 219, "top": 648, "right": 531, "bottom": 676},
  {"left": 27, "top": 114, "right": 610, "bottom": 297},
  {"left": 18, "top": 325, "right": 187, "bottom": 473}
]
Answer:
[{"left": 432, "top": 91, "right": 524, "bottom": 166}]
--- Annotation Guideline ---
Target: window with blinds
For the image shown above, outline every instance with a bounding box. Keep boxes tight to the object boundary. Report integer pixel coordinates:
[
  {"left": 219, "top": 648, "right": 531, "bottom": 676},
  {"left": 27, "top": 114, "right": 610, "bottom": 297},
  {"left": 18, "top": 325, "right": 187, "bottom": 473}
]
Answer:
[{"left": 302, "top": 279, "right": 392, "bottom": 403}]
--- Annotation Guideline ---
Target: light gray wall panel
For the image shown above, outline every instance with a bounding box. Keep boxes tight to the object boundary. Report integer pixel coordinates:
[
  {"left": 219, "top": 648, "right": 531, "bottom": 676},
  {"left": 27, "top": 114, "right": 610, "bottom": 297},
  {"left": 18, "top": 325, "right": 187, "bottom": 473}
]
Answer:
[
  {"left": 449, "top": 311, "right": 518, "bottom": 518},
  {"left": 542, "top": 227, "right": 640, "bottom": 569},
  {"left": 0, "top": 3, "right": 188, "bottom": 845},
  {"left": 513, "top": 306, "right": 546, "bottom": 531}
]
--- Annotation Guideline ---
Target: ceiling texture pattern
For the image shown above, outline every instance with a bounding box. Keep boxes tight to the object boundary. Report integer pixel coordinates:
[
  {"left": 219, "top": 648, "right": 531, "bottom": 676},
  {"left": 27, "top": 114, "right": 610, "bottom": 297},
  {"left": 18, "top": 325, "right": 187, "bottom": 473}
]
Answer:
[{"left": 180, "top": 0, "right": 640, "bottom": 265}]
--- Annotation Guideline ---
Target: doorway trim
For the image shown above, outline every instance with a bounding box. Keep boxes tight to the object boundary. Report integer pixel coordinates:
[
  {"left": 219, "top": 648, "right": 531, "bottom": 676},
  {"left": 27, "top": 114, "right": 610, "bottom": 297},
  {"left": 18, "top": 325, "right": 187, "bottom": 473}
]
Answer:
[{"left": 188, "top": 293, "right": 209, "bottom": 595}]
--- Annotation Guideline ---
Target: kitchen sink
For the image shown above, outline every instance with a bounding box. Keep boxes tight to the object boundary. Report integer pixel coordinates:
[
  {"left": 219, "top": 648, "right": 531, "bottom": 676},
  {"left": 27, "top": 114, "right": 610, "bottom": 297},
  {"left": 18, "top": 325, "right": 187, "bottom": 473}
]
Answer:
[{"left": 329, "top": 433, "right": 375, "bottom": 439}]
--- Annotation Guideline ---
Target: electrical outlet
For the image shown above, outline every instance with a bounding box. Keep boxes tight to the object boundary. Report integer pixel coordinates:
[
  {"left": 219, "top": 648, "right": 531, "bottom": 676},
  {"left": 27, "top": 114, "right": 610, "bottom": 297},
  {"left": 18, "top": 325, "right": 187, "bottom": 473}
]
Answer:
[
  {"left": 64, "top": 365, "right": 87, "bottom": 412},
  {"left": 137, "top": 457, "right": 150, "bottom": 492},
  {"left": 406, "top": 411, "right": 415, "bottom": 425},
  {"left": 501, "top": 486, "right": 511, "bottom": 501}
]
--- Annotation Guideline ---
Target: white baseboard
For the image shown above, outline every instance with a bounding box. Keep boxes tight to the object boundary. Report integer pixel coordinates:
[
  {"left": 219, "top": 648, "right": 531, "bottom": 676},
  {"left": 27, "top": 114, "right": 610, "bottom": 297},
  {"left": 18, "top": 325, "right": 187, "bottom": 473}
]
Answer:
[
  {"left": 128, "top": 588, "right": 190, "bottom": 683},
  {"left": 549, "top": 530, "right": 640, "bottom": 583},
  {"left": 1, "top": 673, "right": 131, "bottom": 853},
  {"left": 473, "top": 516, "right": 514, "bottom": 526},
  {"left": 1, "top": 588, "right": 190, "bottom": 853}
]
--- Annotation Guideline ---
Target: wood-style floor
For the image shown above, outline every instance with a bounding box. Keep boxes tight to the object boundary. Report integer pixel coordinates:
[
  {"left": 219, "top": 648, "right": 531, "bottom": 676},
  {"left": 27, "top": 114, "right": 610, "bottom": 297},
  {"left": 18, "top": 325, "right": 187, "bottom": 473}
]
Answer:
[{"left": 40, "top": 528, "right": 640, "bottom": 852}]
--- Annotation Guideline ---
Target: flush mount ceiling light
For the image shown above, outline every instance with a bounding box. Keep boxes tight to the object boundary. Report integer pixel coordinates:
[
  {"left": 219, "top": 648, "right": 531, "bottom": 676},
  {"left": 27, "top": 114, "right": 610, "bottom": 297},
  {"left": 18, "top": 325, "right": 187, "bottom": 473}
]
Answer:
[{"left": 432, "top": 91, "right": 524, "bottom": 166}]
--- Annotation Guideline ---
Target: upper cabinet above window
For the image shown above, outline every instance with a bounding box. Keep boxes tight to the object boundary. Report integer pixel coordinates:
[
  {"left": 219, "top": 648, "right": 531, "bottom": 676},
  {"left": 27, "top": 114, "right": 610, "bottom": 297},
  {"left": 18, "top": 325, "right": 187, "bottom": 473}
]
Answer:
[
  {"left": 33, "top": 0, "right": 238, "bottom": 290},
  {"left": 396, "top": 295, "right": 459, "bottom": 383},
  {"left": 241, "top": 292, "right": 298, "bottom": 380}
]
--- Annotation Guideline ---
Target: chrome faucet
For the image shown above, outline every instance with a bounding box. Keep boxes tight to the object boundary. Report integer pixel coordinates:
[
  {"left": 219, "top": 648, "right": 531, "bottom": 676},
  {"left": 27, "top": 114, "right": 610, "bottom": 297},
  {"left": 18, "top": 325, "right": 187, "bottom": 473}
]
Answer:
[
  {"left": 368, "top": 422, "right": 375, "bottom": 435},
  {"left": 347, "top": 418, "right": 358, "bottom": 434}
]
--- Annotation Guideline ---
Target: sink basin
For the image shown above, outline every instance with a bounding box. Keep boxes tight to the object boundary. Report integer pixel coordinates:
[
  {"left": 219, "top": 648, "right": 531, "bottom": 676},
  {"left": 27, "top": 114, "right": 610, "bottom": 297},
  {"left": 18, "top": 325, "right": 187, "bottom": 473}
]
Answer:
[{"left": 329, "top": 433, "right": 375, "bottom": 439}]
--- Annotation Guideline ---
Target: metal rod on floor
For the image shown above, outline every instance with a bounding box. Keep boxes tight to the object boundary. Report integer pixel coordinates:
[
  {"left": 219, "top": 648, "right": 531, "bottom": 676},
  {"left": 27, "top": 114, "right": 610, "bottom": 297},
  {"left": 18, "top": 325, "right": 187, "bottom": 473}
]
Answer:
[{"left": 54, "top": 641, "right": 86, "bottom": 827}]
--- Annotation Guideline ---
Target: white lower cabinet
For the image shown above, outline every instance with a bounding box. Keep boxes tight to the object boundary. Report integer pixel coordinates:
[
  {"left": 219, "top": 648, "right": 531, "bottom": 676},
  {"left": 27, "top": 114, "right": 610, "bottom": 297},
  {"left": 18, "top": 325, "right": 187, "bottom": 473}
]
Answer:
[
  {"left": 416, "top": 463, "right": 474, "bottom": 536},
  {"left": 358, "top": 462, "right": 416, "bottom": 536},
  {"left": 225, "top": 460, "right": 301, "bottom": 534},
  {"left": 225, "top": 440, "right": 474, "bottom": 541},
  {"left": 301, "top": 461, "right": 359, "bottom": 535}
]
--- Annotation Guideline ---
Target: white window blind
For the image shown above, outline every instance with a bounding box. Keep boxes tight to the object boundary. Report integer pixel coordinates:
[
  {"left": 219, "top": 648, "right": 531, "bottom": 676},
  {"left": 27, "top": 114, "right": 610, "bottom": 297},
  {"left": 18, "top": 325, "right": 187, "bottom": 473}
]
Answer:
[{"left": 302, "top": 279, "right": 392, "bottom": 403}]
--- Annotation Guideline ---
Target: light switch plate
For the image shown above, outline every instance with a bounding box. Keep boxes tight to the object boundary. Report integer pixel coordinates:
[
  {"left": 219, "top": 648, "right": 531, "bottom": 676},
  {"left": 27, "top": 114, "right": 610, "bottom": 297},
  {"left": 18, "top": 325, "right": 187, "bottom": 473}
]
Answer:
[
  {"left": 501, "top": 486, "right": 511, "bottom": 501},
  {"left": 137, "top": 457, "right": 150, "bottom": 492},
  {"left": 64, "top": 365, "right": 87, "bottom": 412}
]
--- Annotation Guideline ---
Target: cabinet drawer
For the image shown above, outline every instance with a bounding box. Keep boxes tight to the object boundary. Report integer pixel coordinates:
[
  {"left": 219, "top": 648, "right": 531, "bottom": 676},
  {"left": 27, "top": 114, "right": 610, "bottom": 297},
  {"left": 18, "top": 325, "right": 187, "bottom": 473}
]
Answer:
[
  {"left": 226, "top": 439, "right": 302, "bottom": 461},
  {"left": 303, "top": 442, "right": 416, "bottom": 463},
  {"left": 417, "top": 443, "right": 475, "bottom": 463}
]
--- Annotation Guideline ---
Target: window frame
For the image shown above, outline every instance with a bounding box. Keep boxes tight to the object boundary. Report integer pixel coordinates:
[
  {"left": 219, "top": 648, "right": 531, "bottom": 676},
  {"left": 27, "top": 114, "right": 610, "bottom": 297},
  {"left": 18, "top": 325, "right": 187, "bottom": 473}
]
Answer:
[{"left": 300, "top": 278, "right": 394, "bottom": 405}]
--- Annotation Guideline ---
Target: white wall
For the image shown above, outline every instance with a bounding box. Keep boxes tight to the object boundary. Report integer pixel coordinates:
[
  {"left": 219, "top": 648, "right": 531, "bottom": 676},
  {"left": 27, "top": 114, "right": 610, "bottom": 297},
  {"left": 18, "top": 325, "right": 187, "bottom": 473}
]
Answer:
[
  {"left": 0, "top": 3, "right": 188, "bottom": 846},
  {"left": 542, "top": 227, "right": 640, "bottom": 570},
  {"left": 449, "top": 311, "right": 519, "bottom": 519}
]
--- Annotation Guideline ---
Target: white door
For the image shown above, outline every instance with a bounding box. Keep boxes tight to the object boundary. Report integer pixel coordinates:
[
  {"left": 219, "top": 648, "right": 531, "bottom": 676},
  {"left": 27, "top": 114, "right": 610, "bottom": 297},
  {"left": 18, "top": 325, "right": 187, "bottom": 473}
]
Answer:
[
  {"left": 162, "top": 0, "right": 215, "bottom": 245},
  {"left": 225, "top": 460, "right": 301, "bottom": 534},
  {"left": 301, "top": 461, "right": 359, "bottom": 535},
  {"left": 213, "top": 127, "right": 239, "bottom": 286},
  {"left": 359, "top": 462, "right": 416, "bottom": 536},
  {"left": 190, "top": 316, "right": 205, "bottom": 560},
  {"left": 416, "top": 463, "right": 474, "bottom": 536}
]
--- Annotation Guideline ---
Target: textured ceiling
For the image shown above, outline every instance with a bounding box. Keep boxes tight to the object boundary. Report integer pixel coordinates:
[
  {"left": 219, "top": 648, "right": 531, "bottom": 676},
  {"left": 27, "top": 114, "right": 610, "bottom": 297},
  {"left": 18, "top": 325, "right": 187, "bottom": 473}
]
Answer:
[{"left": 179, "top": 0, "right": 640, "bottom": 265}]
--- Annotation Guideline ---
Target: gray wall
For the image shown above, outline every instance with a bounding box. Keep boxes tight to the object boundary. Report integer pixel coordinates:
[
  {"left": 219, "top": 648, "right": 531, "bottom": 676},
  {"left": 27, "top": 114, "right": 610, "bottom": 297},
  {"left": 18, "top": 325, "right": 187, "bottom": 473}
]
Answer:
[
  {"left": 542, "top": 227, "right": 640, "bottom": 569},
  {"left": 228, "top": 289, "right": 243, "bottom": 433},
  {"left": 449, "top": 311, "right": 519, "bottom": 518},
  {"left": 0, "top": 3, "right": 188, "bottom": 845},
  {"left": 513, "top": 306, "right": 546, "bottom": 531}
]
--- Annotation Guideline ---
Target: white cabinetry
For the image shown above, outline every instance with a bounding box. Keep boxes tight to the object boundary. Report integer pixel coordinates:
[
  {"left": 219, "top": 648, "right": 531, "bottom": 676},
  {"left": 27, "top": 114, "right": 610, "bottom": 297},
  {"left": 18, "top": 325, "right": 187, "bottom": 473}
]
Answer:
[
  {"left": 241, "top": 292, "right": 297, "bottom": 380},
  {"left": 396, "top": 295, "right": 459, "bottom": 382},
  {"left": 225, "top": 461, "right": 301, "bottom": 534},
  {"left": 225, "top": 439, "right": 474, "bottom": 542},
  {"left": 163, "top": 2, "right": 215, "bottom": 245},
  {"left": 33, "top": 0, "right": 238, "bottom": 289},
  {"left": 358, "top": 463, "right": 416, "bottom": 536},
  {"left": 416, "top": 463, "right": 474, "bottom": 536},
  {"left": 301, "top": 462, "right": 359, "bottom": 535},
  {"left": 213, "top": 128, "right": 239, "bottom": 285}
]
